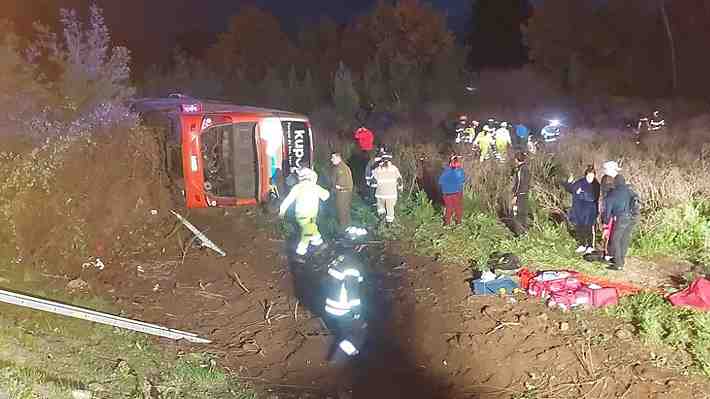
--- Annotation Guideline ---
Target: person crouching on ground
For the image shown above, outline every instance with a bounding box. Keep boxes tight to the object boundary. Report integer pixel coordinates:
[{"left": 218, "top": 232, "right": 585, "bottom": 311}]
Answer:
[
  {"left": 371, "top": 154, "right": 403, "bottom": 224},
  {"left": 279, "top": 168, "right": 330, "bottom": 257},
  {"left": 439, "top": 155, "right": 466, "bottom": 226},
  {"left": 563, "top": 165, "right": 600, "bottom": 254}
]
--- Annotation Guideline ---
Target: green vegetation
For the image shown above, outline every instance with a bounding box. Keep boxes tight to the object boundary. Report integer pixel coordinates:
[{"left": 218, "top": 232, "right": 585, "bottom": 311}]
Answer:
[
  {"left": 0, "top": 264, "right": 256, "bottom": 399},
  {"left": 609, "top": 293, "right": 710, "bottom": 376}
]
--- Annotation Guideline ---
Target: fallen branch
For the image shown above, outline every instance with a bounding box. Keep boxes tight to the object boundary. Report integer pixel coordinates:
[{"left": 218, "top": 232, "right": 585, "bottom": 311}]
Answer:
[
  {"left": 229, "top": 271, "right": 251, "bottom": 294},
  {"left": 485, "top": 321, "right": 521, "bottom": 335},
  {"left": 294, "top": 300, "right": 299, "bottom": 321}
]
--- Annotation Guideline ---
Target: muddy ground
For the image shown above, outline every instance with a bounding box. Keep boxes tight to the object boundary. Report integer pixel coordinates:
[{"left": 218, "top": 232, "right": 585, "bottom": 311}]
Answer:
[{"left": 48, "top": 206, "right": 707, "bottom": 399}]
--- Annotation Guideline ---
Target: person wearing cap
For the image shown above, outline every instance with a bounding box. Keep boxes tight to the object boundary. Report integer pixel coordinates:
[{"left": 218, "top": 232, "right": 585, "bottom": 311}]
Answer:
[
  {"left": 511, "top": 151, "right": 530, "bottom": 236},
  {"left": 279, "top": 168, "right": 330, "bottom": 256},
  {"left": 438, "top": 155, "right": 466, "bottom": 226},
  {"left": 364, "top": 147, "right": 387, "bottom": 206},
  {"left": 600, "top": 161, "right": 632, "bottom": 270},
  {"left": 330, "top": 152, "right": 354, "bottom": 232},
  {"left": 475, "top": 125, "right": 493, "bottom": 162},
  {"left": 494, "top": 122, "right": 512, "bottom": 161},
  {"left": 563, "top": 165, "right": 600, "bottom": 254},
  {"left": 371, "top": 154, "right": 403, "bottom": 224}
]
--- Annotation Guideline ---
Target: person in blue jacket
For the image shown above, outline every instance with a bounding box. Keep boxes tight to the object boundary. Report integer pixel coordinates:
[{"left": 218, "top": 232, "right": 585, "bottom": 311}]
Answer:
[
  {"left": 563, "top": 165, "right": 600, "bottom": 254},
  {"left": 514, "top": 123, "right": 530, "bottom": 151},
  {"left": 438, "top": 155, "right": 466, "bottom": 226}
]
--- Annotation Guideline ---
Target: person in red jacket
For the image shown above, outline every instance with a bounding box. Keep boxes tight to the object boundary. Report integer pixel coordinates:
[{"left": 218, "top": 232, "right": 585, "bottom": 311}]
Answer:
[{"left": 354, "top": 127, "right": 374, "bottom": 152}]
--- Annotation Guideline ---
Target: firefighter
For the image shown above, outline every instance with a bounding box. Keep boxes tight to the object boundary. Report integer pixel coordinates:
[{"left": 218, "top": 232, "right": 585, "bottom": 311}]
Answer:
[
  {"left": 649, "top": 110, "right": 665, "bottom": 132},
  {"left": 364, "top": 146, "right": 387, "bottom": 205},
  {"left": 371, "top": 153, "right": 403, "bottom": 224},
  {"left": 330, "top": 152, "right": 354, "bottom": 232},
  {"left": 323, "top": 251, "right": 366, "bottom": 359},
  {"left": 279, "top": 168, "right": 330, "bottom": 256},
  {"left": 495, "top": 122, "right": 512, "bottom": 161},
  {"left": 475, "top": 125, "right": 493, "bottom": 162},
  {"left": 462, "top": 120, "right": 479, "bottom": 144},
  {"left": 453, "top": 115, "right": 469, "bottom": 144},
  {"left": 635, "top": 115, "right": 650, "bottom": 144}
]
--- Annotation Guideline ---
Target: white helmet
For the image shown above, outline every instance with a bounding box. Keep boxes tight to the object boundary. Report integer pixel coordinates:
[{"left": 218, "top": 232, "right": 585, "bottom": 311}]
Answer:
[
  {"left": 500, "top": 122, "right": 508, "bottom": 128},
  {"left": 297, "top": 167, "right": 317, "bottom": 182}
]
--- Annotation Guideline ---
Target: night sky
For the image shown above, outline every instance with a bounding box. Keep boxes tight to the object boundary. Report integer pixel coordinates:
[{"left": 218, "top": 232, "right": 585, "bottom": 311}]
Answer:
[{"left": 3, "top": 0, "right": 471, "bottom": 68}]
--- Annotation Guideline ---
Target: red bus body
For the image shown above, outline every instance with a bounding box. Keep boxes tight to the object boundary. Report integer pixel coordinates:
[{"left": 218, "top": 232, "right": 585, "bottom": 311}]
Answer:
[{"left": 132, "top": 95, "right": 314, "bottom": 208}]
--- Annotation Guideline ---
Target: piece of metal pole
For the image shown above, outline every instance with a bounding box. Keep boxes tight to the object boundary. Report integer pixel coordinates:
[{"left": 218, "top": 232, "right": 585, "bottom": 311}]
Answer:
[
  {"left": 171, "top": 210, "right": 227, "bottom": 257},
  {"left": 0, "top": 289, "right": 211, "bottom": 343}
]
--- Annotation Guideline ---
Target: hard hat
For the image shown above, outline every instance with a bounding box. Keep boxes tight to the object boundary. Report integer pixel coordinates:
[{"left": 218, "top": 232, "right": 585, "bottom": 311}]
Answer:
[
  {"left": 297, "top": 167, "right": 317, "bottom": 182},
  {"left": 483, "top": 125, "right": 491, "bottom": 131},
  {"left": 653, "top": 110, "right": 661, "bottom": 118},
  {"left": 500, "top": 122, "right": 508, "bottom": 128},
  {"left": 472, "top": 120, "right": 480, "bottom": 126},
  {"left": 459, "top": 115, "right": 468, "bottom": 120}
]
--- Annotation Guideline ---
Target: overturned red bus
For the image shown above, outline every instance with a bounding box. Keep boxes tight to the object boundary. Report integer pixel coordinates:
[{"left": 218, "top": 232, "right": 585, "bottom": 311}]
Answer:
[{"left": 132, "top": 94, "right": 314, "bottom": 208}]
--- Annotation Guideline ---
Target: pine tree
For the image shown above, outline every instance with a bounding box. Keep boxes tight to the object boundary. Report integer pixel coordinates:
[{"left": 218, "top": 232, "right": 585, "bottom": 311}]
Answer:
[{"left": 333, "top": 61, "right": 359, "bottom": 124}]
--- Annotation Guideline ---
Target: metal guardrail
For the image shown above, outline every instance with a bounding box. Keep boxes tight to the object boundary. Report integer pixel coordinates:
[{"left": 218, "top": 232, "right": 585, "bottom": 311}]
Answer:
[{"left": 0, "top": 289, "right": 211, "bottom": 343}]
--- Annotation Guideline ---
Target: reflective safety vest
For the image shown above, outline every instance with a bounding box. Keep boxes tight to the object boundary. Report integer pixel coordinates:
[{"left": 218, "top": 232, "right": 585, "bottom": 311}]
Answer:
[
  {"left": 324, "top": 264, "right": 363, "bottom": 318},
  {"left": 649, "top": 118, "right": 665, "bottom": 131}
]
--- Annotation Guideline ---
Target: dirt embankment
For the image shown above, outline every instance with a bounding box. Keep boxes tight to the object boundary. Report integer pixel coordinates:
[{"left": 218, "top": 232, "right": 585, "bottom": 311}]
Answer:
[
  {"left": 2, "top": 130, "right": 709, "bottom": 398},
  {"left": 0, "top": 128, "right": 173, "bottom": 276}
]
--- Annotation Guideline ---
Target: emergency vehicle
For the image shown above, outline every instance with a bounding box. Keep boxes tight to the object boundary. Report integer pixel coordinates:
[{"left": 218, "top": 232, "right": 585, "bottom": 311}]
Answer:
[{"left": 131, "top": 94, "right": 314, "bottom": 208}]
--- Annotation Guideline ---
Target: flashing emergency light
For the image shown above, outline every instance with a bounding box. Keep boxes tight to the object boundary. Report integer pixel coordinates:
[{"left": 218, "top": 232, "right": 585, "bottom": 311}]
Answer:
[
  {"left": 549, "top": 119, "right": 561, "bottom": 127},
  {"left": 181, "top": 103, "right": 202, "bottom": 113}
]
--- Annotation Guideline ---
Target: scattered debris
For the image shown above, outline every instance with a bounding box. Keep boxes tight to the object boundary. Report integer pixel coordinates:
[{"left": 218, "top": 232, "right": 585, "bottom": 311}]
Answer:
[
  {"left": 559, "top": 321, "right": 570, "bottom": 332},
  {"left": 150, "top": 209, "right": 158, "bottom": 215},
  {"left": 67, "top": 278, "right": 89, "bottom": 292},
  {"left": 71, "top": 390, "right": 92, "bottom": 399},
  {"left": 81, "top": 258, "right": 105, "bottom": 271},
  {"left": 615, "top": 326, "right": 634, "bottom": 341},
  {"left": 170, "top": 210, "right": 226, "bottom": 256}
]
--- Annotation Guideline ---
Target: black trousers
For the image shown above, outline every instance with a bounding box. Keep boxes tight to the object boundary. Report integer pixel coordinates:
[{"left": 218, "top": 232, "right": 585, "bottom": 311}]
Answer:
[
  {"left": 512, "top": 194, "right": 529, "bottom": 236},
  {"left": 575, "top": 224, "right": 594, "bottom": 247},
  {"left": 610, "top": 216, "right": 638, "bottom": 269}
]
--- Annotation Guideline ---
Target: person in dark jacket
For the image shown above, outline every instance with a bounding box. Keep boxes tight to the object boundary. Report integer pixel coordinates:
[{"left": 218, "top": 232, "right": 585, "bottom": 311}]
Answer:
[
  {"left": 601, "top": 174, "right": 638, "bottom": 271},
  {"left": 563, "top": 165, "right": 600, "bottom": 254},
  {"left": 438, "top": 155, "right": 466, "bottom": 226},
  {"left": 330, "top": 152, "right": 354, "bottom": 232},
  {"left": 511, "top": 152, "right": 530, "bottom": 236}
]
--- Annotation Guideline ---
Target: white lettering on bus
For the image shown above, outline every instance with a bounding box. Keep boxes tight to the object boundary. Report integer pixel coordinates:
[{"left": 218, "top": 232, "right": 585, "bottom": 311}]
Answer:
[{"left": 292, "top": 129, "right": 306, "bottom": 168}]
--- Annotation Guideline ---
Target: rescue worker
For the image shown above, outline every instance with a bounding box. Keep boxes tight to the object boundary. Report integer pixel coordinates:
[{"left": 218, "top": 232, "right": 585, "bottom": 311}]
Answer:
[
  {"left": 601, "top": 162, "right": 639, "bottom": 271},
  {"left": 649, "top": 110, "right": 665, "bottom": 132},
  {"left": 475, "top": 125, "right": 493, "bottom": 162},
  {"left": 330, "top": 152, "right": 354, "bottom": 232},
  {"left": 635, "top": 115, "right": 650, "bottom": 145},
  {"left": 371, "top": 153, "right": 403, "bottom": 224},
  {"left": 438, "top": 155, "right": 466, "bottom": 226},
  {"left": 462, "top": 120, "right": 479, "bottom": 144},
  {"left": 453, "top": 115, "right": 468, "bottom": 144},
  {"left": 514, "top": 123, "right": 530, "bottom": 152},
  {"left": 279, "top": 168, "right": 330, "bottom": 256},
  {"left": 323, "top": 251, "right": 366, "bottom": 359},
  {"left": 495, "top": 122, "right": 512, "bottom": 161},
  {"left": 364, "top": 147, "right": 387, "bottom": 205},
  {"left": 563, "top": 165, "right": 600, "bottom": 254},
  {"left": 511, "top": 152, "right": 530, "bottom": 236}
]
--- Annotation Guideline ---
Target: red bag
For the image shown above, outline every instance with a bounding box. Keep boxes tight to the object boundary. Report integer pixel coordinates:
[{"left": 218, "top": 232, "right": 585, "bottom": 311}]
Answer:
[
  {"left": 548, "top": 289, "right": 590, "bottom": 310},
  {"left": 668, "top": 278, "right": 710, "bottom": 311},
  {"left": 578, "top": 286, "right": 619, "bottom": 308},
  {"left": 528, "top": 271, "right": 582, "bottom": 299}
]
